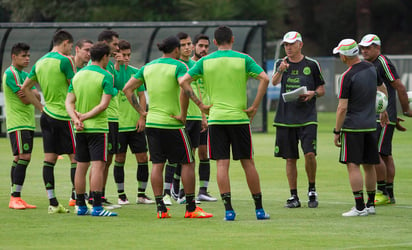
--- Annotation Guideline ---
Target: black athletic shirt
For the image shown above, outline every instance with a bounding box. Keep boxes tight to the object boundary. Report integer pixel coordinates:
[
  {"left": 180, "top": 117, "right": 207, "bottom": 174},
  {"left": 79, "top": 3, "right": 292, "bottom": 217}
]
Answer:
[
  {"left": 339, "top": 61, "right": 381, "bottom": 131},
  {"left": 273, "top": 56, "right": 325, "bottom": 126}
]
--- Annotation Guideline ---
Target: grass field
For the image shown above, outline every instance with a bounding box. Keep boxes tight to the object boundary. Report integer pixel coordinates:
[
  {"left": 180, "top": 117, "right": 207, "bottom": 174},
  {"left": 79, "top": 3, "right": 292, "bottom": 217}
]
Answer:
[{"left": 1, "top": 112, "right": 412, "bottom": 249}]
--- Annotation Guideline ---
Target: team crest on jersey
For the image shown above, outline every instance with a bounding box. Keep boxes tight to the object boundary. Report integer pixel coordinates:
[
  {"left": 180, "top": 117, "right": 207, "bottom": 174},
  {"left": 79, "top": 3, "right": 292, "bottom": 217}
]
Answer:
[
  {"left": 303, "top": 67, "right": 311, "bottom": 75},
  {"left": 23, "top": 143, "right": 30, "bottom": 151}
]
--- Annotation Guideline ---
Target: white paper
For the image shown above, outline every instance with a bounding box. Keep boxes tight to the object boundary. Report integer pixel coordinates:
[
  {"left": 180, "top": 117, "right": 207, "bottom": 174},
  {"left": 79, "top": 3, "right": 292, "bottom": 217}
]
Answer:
[{"left": 282, "top": 86, "right": 308, "bottom": 102}]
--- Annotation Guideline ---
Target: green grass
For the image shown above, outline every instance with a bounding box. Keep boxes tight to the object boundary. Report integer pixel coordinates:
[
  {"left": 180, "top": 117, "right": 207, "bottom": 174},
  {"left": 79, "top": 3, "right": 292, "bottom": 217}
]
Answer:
[{"left": 1, "top": 112, "right": 412, "bottom": 249}]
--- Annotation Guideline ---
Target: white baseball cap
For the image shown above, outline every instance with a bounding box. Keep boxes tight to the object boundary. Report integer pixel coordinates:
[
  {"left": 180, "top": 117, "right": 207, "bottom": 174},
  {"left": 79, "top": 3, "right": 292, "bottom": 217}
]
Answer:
[
  {"left": 358, "top": 34, "right": 381, "bottom": 47},
  {"left": 333, "top": 39, "right": 359, "bottom": 56},
  {"left": 281, "top": 31, "right": 302, "bottom": 44}
]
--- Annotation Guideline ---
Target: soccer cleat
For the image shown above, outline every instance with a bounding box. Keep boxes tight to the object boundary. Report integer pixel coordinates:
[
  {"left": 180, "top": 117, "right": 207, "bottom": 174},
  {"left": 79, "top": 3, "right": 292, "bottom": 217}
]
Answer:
[
  {"left": 157, "top": 208, "right": 171, "bottom": 219},
  {"left": 387, "top": 197, "right": 396, "bottom": 204},
  {"left": 137, "top": 195, "right": 155, "bottom": 204},
  {"left": 342, "top": 207, "right": 368, "bottom": 217},
  {"left": 9, "top": 197, "right": 25, "bottom": 210},
  {"left": 256, "top": 208, "right": 270, "bottom": 220},
  {"left": 184, "top": 206, "right": 213, "bottom": 218},
  {"left": 224, "top": 210, "right": 236, "bottom": 221},
  {"left": 163, "top": 194, "right": 173, "bottom": 206},
  {"left": 19, "top": 198, "right": 36, "bottom": 209},
  {"left": 197, "top": 192, "right": 218, "bottom": 202},
  {"left": 178, "top": 196, "right": 201, "bottom": 204},
  {"left": 118, "top": 198, "right": 130, "bottom": 205},
  {"left": 374, "top": 192, "right": 389, "bottom": 206},
  {"left": 91, "top": 206, "right": 117, "bottom": 216},
  {"left": 308, "top": 191, "right": 319, "bottom": 208},
  {"left": 365, "top": 205, "right": 376, "bottom": 215},
  {"left": 285, "top": 195, "right": 301, "bottom": 208},
  {"left": 48, "top": 204, "right": 70, "bottom": 214},
  {"left": 68, "top": 199, "right": 76, "bottom": 207},
  {"left": 76, "top": 205, "right": 91, "bottom": 215}
]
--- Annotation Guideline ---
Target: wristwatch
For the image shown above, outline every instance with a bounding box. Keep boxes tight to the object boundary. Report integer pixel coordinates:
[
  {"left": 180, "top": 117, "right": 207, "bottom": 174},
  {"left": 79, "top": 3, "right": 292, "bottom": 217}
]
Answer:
[
  {"left": 314, "top": 91, "right": 318, "bottom": 97},
  {"left": 333, "top": 128, "right": 340, "bottom": 135}
]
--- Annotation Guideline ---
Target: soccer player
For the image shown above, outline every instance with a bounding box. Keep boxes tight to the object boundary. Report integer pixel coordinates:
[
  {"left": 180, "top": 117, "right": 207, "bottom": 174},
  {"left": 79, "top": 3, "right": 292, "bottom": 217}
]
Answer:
[
  {"left": 123, "top": 35, "right": 213, "bottom": 219},
  {"left": 179, "top": 26, "right": 270, "bottom": 221},
  {"left": 22, "top": 30, "right": 76, "bottom": 214},
  {"left": 114, "top": 40, "right": 154, "bottom": 205},
  {"left": 272, "top": 31, "right": 325, "bottom": 209},
  {"left": 4, "top": 42, "right": 38, "bottom": 210},
  {"left": 191, "top": 33, "right": 217, "bottom": 202},
  {"left": 91, "top": 30, "right": 121, "bottom": 207},
  {"left": 73, "top": 39, "right": 93, "bottom": 71},
  {"left": 333, "top": 38, "right": 387, "bottom": 216},
  {"left": 358, "top": 34, "right": 412, "bottom": 205},
  {"left": 66, "top": 42, "right": 118, "bottom": 217}
]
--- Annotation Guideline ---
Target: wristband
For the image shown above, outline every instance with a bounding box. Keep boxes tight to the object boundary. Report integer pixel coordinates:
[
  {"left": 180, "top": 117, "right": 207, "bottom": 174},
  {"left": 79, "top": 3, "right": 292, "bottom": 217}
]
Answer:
[
  {"left": 333, "top": 128, "right": 340, "bottom": 135},
  {"left": 276, "top": 68, "right": 284, "bottom": 74}
]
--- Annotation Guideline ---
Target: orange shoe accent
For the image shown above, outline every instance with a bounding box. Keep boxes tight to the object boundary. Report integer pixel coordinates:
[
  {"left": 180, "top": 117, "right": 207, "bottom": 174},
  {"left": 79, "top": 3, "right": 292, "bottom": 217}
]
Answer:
[
  {"left": 69, "top": 199, "right": 76, "bottom": 207},
  {"left": 157, "top": 208, "right": 171, "bottom": 219},
  {"left": 9, "top": 197, "right": 25, "bottom": 210},
  {"left": 19, "top": 198, "right": 37, "bottom": 209},
  {"left": 184, "top": 206, "right": 213, "bottom": 218}
]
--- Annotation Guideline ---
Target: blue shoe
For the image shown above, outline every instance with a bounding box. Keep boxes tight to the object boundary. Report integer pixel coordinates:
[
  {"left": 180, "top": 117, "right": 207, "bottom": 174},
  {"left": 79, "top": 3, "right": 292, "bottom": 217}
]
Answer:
[
  {"left": 91, "top": 206, "right": 117, "bottom": 217},
  {"left": 76, "top": 205, "right": 91, "bottom": 216},
  {"left": 224, "top": 210, "right": 236, "bottom": 221},
  {"left": 256, "top": 208, "right": 270, "bottom": 220}
]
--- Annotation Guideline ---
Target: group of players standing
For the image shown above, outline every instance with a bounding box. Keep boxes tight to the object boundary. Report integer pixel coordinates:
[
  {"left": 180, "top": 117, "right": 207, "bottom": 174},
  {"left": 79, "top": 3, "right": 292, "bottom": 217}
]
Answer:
[{"left": 4, "top": 26, "right": 410, "bottom": 219}]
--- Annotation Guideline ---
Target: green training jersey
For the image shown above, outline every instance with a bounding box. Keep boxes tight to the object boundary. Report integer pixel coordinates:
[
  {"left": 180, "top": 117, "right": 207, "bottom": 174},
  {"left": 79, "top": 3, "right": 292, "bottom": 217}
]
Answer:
[
  {"left": 180, "top": 58, "right": 202, "bottom": 121},
  {"left": 188, "top": 50, "right": 264, "bottom": 125},
  {"left": 2, "top": 65, "right": 36, "bottom": 132},
  {"left": 105, "top": 60, "right": 123, "bottom": 122},
  {"left": 28, "top": 51, "right": 75, "bottom": 121},
  {"left": 118, "top": 65, "right": 146, "bottom": 132},
  {"left": 68, "top": 65, "right": 117, "bottom": 133},
  {"left": 133, "top": 57, "right": 188, "bottom": 129}
]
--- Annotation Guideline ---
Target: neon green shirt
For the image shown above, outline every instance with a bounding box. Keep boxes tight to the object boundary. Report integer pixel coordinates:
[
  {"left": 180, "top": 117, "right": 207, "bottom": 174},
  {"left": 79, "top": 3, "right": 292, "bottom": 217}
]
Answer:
[
  {"left": 133, "top": 57, "right": 188, "bottom": 129},
  {"left": 68, "top": 65, "right": 117, "bottom": 133},
  {"left": 2, "top": 65, "right": 36, "bottom": 132},
  {"left": 180, "top": 58, "right": 202, "bottom": 121},
  {"left": 188, "top": 50, "right": 264, "bottom": 125},
  {"left": 118, "top": 65, "right": 146, "bottom": 132},
  {"left": 28, "top": 52, "right": 75, "bottom": 120}
]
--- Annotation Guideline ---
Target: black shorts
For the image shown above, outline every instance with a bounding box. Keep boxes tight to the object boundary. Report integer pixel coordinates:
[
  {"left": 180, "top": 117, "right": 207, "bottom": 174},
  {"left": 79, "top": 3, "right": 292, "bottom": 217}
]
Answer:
[
  {"left": 339, "top": 131, "right": 380, "bottom": 165},
  {"left": 40, "top": 112, "right": 76, "bottom": 155},
  {"left": 376, "top": 123, "right": 394, "bottom": 156},
  {"left": 108, "top": 122, "right": 120, "bottom": 155},
  {"left": 145, "top": 127, "right": 194, "bottom": 164},
  {"left": 185, "top": 120, "right": 201, "bottom": 149},
  {"left": 9, "top": 130, "right": 34, "bottom": 155},
  {"left": 118, "top": 131, "right": 147, "bottom": 154},
  {"left": 75, "top": 133, "right": 108, "bottom": 162},
  {"left": 274, "top": 124, "right": 317, "bottom": 159},
  {"left": 208, "top": 124, "right": 253, "bottom": 160},
  {"left": 199, "top": 129, "right": 208, "bottom": 146}
]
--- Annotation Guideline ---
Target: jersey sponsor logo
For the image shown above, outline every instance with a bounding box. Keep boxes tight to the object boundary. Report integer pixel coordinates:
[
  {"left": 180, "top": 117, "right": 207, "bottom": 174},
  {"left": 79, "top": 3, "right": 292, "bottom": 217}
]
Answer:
[{"left": 303, "top": 67, "right": 311, "bottom": 75}]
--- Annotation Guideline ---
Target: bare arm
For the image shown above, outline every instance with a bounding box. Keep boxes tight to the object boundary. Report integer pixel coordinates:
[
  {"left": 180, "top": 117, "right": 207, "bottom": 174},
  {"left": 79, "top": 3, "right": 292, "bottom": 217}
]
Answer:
[
  {"left": 390, "top": 79, "right": 412, "bottom": 117},
  {"left": 334, "top": 99, "right": 348, "bottom": 147},
  {"left": 271, "top": 58, "right": 289, "bottom": 86},
  {"left": 178, "top": 73, "right": 211, "bottom": 114},
  {"left": 21, "top": 78, "right": 43, "bottom": 111},
  {"left": 123, "top": 77, "right": 147, "bottom": 117},
  {"left": 136, "top": 91, "right": 146, "bottom": 132},
  {"left": 65, "top": 92, "right": 83, "bottom": 131},
  {"left": 78, "top": 94, "right": 112, "bottom": 121},
  {"left": 244, "top": 71, "right": 269, "bottom": 121}
]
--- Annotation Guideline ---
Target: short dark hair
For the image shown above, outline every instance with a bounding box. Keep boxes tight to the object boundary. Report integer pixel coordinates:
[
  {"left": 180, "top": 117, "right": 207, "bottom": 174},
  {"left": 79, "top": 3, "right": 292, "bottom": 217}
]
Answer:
[
  {"left": 53, "top": 30, "right": 74, "bottom": 46},
  {"left": 98, "top": 30, "right": 119, "bottom": 43},
  {"left": 118, "top": 40, "right": 131, "bottom": 50},
  {"left": 214, "top": 26, "right": 232, "bottom": 45},
  {"left": 90, "top": 42, "right": 110, "bottom": 62},
  {"left": 176, "top": 32, "right": 189, "bottom": 40},
  {"left": 11, "top": 42, "right": 30, "bottom": 56},
  {"left": 75, "top": 39, "right": 93, "bottom": 48},
  {"left": 193, "top": 34, "right": 210, "bottom": 45},
  {"left": 157, "top": 36, "right": 180, "bottom": 53}
]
